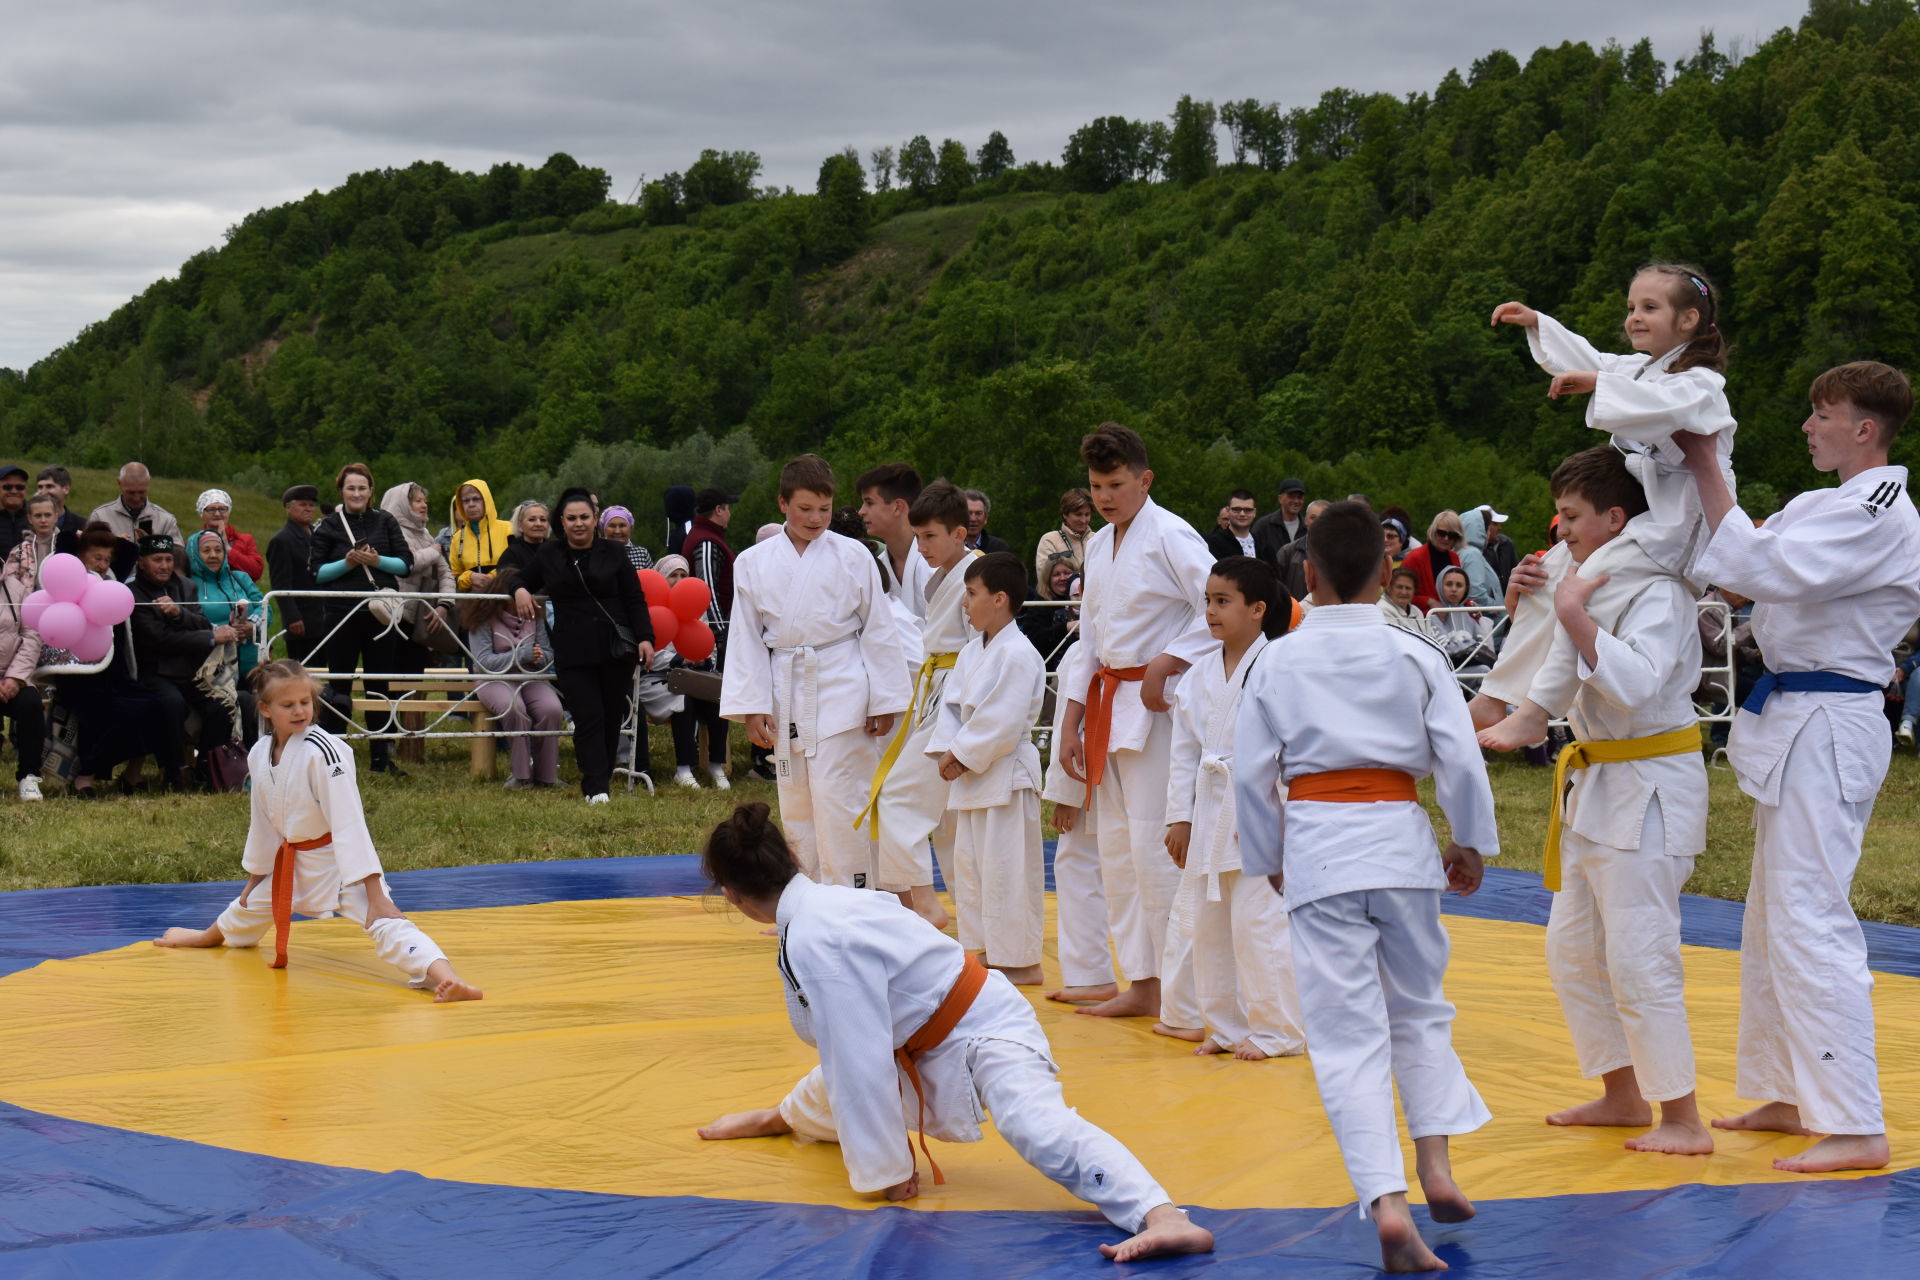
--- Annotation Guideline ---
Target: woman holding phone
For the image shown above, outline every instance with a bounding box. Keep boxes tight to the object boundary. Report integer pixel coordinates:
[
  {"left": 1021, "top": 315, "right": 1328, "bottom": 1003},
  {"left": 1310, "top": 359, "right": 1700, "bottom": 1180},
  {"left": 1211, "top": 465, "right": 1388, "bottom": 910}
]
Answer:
[{"left": 311, "top": 462, "right": 413, "bottom": 776}]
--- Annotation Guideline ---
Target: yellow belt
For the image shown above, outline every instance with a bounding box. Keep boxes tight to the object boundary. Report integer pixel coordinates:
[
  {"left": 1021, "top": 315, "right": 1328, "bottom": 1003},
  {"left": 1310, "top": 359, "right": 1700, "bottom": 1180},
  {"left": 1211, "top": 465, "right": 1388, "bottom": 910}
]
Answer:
[
  {"left": 854, "top": 651, "right": 958, "bottom": 834},
  {"left": 1543, "top": 726, "right": 1702, "bottom": 891}
]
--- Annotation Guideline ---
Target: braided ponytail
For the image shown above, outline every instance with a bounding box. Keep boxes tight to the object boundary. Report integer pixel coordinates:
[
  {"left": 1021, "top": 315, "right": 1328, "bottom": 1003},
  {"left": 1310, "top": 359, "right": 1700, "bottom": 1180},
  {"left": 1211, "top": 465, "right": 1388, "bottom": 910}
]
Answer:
[{"left": 702, "top": 802, "right": 800, "bottom": 901}]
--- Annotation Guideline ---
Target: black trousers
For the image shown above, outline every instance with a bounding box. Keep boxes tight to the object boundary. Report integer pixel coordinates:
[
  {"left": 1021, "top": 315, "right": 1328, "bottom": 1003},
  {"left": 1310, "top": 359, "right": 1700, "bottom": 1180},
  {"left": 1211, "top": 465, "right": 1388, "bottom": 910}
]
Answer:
[
  {"left": 554, "top": 659, "right": 636, "bottom": 796},
  {"left": 58, "top": 675, "right": 177, "bottom": 776},
  {"left": 0, "top": 683, "right": 44, "bottom": 781},
  {"left": 670, "top": 696, "right": 728, "bottom": 769},
  {"left": 132, "top": 675, "right": 231, "bottom": 760},
  {"left": 321, "top": 608, "right": 396, "bottom": 767}
]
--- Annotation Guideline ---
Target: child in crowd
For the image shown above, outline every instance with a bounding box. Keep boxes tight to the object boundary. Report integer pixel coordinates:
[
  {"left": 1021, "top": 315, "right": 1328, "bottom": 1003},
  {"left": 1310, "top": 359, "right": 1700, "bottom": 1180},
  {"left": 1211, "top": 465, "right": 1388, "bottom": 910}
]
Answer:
[
  {"left": 1476, "top": 264, "right": 1737, "bottom": 751},
  {"left": 695, "top": 803, "right": 1213, "bottom": 1264},
  {"left": 1235, "top": 502, "right": 1497, "bottom": 1274},
  {"left": 858, "top": 480, "right": 977, "bottom": 928},
  {"left": 1533, "top": 447, "right": 1712, "bottom": 1156},
  {"left": 154, "top": 659, "right": 483, "bottom": 1002},
  {"left": 929, "top": 552, "right": 1048, "bottom": 984},
  {"left": 462, "top": 566, "right": 564, "bottom": 789},
  {"left": 1057, "top": 424, "right": 1215, "bottom": 1022},
  {"left": 1162, "top": 556, "right": 1304, "bottom": 1060},
  {"left": 721, "top": 455, "right": 910, "bottom": 888}
]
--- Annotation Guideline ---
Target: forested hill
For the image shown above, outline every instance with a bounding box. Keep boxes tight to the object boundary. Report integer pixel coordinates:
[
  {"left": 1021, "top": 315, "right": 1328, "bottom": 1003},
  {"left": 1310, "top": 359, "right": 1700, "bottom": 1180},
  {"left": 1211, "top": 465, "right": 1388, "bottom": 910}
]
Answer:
[{"left": 2, "top": 0, "right": 1917, "bottom": 550}]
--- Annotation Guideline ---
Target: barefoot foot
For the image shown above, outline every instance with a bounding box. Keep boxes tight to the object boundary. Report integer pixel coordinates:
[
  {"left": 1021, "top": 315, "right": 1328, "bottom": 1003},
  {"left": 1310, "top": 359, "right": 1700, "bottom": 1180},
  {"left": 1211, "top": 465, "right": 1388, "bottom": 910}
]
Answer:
[
  {"left": 1098, "top": 1204, "right": 1213, "bottom": 1263},
  {"left": 1077, "top": 980, "right": 1159, "bottom": 1019},
  {"left": 991, "top": 963, "right": 1045, "bottom": 986},
  {"left": 1772, "top": 1133, "right": 1890, "bottom": 1173},
  {"left": 1712, "top": 1101, "right": 1810, "bottom": 1135},
  {"left": 1375, "top": 1195, "right": 1447, "bottom": 1272},
  {"left": 1232, "top": 1040, "right": 1274, "bottom": 1061},
  {"left": 1467, "top": 693, "right": 1506, "bottom": 732},
  {"left": 1047, "top": 982, "right": 1119, "bottom": 1005},
  {"left": 697, "top": 1108, "right": 793, "bottom": 1141},
  {"left": 154, "top": 926, "right": 222, "bottom": 948},
  {"left": 904, "top": 886, "right": 950, "bottom": 932},
  {"left": 1546, "top": 1096, "right": 1653, "bottom": 1128},
  {"left": 1193, "top": 1038, "right": 1231, "bottom": 1056},
  {"left": 1418, "top": 1172, "right": 1476, "bottom": 1225},
  {"left": 433, "top": 977, "right": 485, "bottom": 1003},
  {"left": 1477, "top": 703, "right": 1549, "bottom": 753},
  {"left": 1625, "top": 1118, "right": 1714, "bottom": 1155},
  {"left": 1152, "top": 1022, "right": 1204, "bottom": 1042}
]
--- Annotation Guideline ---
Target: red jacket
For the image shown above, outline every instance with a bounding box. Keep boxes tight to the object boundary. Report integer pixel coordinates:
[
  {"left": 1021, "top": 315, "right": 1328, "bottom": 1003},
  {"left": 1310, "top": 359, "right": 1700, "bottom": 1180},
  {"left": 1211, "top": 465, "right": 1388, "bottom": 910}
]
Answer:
[{"left": 205, "top": 523, "right": 265, "bottom": 581}]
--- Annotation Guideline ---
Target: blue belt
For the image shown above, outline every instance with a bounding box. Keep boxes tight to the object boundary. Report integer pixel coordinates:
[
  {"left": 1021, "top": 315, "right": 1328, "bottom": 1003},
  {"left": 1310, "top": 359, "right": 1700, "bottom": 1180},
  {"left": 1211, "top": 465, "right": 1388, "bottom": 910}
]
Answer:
[{"left": 1741, "top": 669, "right": 1881, "bottom": 715}]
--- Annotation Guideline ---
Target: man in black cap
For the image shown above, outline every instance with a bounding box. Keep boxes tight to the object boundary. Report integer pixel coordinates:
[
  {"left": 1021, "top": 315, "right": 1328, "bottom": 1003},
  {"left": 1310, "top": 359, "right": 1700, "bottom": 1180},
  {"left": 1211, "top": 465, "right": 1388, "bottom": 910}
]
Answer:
[
  {"left": 0, "top": 465, "right": 28, "bottom": 557},
  {"left": 681, "top": 486, "right": 740, "bottom": 781},
  {"left": 1252, "top": 477, "right": 1309, "bottom": 567},
  {"left": 267, "top": 484, "right": 322, "bottom": 660},
  {"left": 128, "top": 534, "right": 240, "bottom": 790}
]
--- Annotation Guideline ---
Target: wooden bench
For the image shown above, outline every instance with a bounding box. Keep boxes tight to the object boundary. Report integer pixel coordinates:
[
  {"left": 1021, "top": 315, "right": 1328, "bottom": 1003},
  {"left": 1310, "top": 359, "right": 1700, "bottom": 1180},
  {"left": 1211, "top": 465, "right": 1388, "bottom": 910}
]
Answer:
[{"left": 311, "top": 667, "right": 499, "bottom": 778}]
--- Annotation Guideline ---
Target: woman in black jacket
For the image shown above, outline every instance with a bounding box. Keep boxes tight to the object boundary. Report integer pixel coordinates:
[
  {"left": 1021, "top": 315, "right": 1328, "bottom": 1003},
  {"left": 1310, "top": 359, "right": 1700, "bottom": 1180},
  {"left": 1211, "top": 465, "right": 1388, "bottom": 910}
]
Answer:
[
  {"left": 310, "top": 461, "right": 413, "bottom": 775},
  {"left": 513, "top": 489, "right": 654, "bottom": 803}
]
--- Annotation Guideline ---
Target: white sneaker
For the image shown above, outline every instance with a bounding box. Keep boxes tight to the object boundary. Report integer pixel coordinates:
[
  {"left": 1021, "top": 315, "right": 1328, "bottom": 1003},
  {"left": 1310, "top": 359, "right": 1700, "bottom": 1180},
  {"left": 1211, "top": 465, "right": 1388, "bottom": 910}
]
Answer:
[
  {"left": 674, "top": 767, "right": 699, "bottom": 789},
  {"left": 1900, "top": 719, "right": 1916, "bottom": 748},
  {"left": 19, "top": 776, "right": 43, "bottom": 802},
  {"left": 585, "top": 792, "right": 611, "bottom": 805},
  {"left": 708, "top": 766, "right": 731, "bottom": 791}
]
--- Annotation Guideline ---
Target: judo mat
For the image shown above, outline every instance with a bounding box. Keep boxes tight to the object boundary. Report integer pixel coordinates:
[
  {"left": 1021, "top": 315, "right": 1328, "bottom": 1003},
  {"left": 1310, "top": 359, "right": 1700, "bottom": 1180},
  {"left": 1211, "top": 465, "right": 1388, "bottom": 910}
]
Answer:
[{"left": 3, "top": 854, "right": 1918, "bottom": 1278}]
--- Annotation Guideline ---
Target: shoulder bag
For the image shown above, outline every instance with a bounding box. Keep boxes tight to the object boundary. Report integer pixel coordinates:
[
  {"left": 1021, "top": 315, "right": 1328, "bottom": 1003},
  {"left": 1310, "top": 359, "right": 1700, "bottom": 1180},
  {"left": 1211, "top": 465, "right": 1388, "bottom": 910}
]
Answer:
[
  {"left": 574, "top": 552, "right": 639, "bottom": 663},
  {"left": 337, "top": 507, "right": 403, "bottom": 628}
]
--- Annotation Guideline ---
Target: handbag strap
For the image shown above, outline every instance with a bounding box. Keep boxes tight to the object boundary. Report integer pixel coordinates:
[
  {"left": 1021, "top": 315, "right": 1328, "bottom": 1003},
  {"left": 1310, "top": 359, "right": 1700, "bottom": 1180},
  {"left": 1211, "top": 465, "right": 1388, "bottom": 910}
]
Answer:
[
  {"left": 337, "top": 506, "right": 380, "bottom": 590},
  {"left": 573, "top": 551, "right": 634, "bottom": 637}
]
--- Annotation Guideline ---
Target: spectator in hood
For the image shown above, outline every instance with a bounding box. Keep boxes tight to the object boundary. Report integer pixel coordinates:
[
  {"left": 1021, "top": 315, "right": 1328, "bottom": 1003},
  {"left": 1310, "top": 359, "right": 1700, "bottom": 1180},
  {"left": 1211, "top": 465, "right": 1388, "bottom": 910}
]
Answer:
[
  {"left": 448, "top": 479, "right": 511, "bottom": 592},
  {"left": 664, "top": 484, "right": 696, "bottom": 558},
  {"left": 1457, "top": 507, "right": 1504, "bottom": 612},
  {"left": 381, "top": 482, "right": 458, "bottom": 674}
]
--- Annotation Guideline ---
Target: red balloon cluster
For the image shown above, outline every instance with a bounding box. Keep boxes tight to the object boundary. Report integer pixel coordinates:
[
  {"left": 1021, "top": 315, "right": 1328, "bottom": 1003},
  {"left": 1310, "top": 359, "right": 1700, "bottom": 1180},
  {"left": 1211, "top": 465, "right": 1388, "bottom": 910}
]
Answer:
[{"left": 637, "top": 570, "right": 717, "bottom": 662}]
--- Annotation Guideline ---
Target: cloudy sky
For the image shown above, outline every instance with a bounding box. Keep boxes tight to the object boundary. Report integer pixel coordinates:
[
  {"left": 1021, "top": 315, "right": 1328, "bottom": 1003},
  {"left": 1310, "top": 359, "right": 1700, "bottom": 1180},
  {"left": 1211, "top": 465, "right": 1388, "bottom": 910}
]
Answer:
[{"left": 0, "top": 0, "right": 1811, "bottom": 371}]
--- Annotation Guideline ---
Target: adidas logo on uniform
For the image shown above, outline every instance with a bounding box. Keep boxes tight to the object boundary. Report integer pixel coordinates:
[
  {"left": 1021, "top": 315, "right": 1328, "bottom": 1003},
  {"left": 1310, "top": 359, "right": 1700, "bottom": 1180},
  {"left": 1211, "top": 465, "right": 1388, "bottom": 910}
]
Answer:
[
  {"left": 1862, "top": 480, "right": 1903, "bottom": 518},
  {"left": 331, "top": 766, "right": 344, "bottom": 777},
  {"left": 1821, "top": 1051, "right": 1836, "bottom": 1061}
]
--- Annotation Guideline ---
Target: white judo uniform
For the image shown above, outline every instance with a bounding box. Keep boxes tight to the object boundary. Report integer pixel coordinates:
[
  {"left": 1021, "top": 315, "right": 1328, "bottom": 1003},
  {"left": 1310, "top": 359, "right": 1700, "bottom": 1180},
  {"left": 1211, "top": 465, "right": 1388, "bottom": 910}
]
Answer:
[
  {"left": 929, "top": 624, "right": 1047, "bottom": 967},
  {"left": 1483, "top": 314, "right": 1737, "bottom": 717},
  {"left": 1041, "top": 688, "right": 1114, "bottom": 990},
  {"left": 870, "top": 553, "right": 976, "bottom": 893},
  {"left": 772, "top": 875, "right": 1172, "bottom": 1229},
  {"left": 1235, "top": 604, "right": 1499, "bottom": 1215},
  {"left": 1548, "top": 555, "right": 1708, "bottom": 1103},
  {"left": 1163, "top": 634, "right": 1305, "bottom": 1056},
  {"left": 1061, "top": 498, "right": 1215, "bottom": 986},
  {"left": 722, "top": 530, "right": 912, "bottom": 888},
  {"left": 215, "top": 727, "right": 445, "bottom": 985},
  {"left": 1692, "top": 465, "right": 1920, "bottom": 1136}
]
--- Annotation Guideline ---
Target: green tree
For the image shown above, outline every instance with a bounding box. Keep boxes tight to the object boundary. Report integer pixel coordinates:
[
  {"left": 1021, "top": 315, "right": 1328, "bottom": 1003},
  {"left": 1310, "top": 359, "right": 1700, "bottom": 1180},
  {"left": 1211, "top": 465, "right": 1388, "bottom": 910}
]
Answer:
[
  {"left": 899, "top": 135, "right": 937, "bottom": 195},
  {"left": 1167, "top": 95, "right": 1218, "bottom": 184},
  {"left": 976, "top": 131, "right": 1014, "bottom": 180},
  {"left": 934, "top": 138, "right": 974, "bottom": 202},
  {"left": 810, "top": 149, "right": 870, "bottom": 261},
  {"left": 869, "top": 144, "right": 895, "bottom": 192}
]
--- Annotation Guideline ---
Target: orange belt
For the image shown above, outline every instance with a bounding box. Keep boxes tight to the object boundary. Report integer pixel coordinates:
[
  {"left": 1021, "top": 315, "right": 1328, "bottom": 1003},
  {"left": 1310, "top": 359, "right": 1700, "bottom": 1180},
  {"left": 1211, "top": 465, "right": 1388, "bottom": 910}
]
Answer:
[
  {"left": 1081, "top": 665, "right": 1148, "bottom": 788},
  {"left": 268, "top": 833, "right": 334, "bottom": 969},
  {"left": 1288, "top": 769, "right": 1418, "bottom": 803},
  {"left": 894, "top": 953, "right": 989, "bottom": 1186}
]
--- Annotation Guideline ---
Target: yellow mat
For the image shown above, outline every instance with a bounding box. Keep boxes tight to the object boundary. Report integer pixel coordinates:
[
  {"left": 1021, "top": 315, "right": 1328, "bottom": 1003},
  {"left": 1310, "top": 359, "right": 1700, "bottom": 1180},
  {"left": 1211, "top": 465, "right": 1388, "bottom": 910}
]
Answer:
[{"left": 1, "top": 895, "right": 1914, "bottom": 1213}]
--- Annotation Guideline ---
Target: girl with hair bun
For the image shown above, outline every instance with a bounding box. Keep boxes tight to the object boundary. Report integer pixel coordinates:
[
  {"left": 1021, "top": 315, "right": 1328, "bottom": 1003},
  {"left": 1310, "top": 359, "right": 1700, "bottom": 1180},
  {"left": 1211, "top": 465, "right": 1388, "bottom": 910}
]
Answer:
[{"left": 695, "top": 803, "right": 1213, "bottom": 1264}]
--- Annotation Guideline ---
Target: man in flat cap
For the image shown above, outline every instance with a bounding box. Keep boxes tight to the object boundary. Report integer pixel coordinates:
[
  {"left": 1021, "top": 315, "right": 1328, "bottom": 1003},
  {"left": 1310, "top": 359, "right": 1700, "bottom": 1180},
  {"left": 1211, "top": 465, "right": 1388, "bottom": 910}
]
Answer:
[{"left": 267, "top": 484, "right": 322, "bottom": 660}]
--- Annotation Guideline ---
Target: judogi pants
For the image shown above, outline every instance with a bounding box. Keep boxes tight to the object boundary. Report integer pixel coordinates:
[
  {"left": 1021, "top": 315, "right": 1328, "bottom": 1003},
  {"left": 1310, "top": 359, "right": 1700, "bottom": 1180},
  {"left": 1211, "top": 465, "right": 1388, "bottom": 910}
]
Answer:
[
  {"left": 952, "top": 791, "right": 1045, "bottom": 968},
  {"left": 873, "top": 716, "right": 949, "bottom": 892},
  {"left": 1193, "top": 869, "right": 1304, "bottom": 1056},
  {"left": 778, "top": 727, "right": 882, "bottom": 888},
  {"left": 1290, "top": 888, "right": 1490, "bottom": 1214},
  {"left": 1054, "top": 814, "right": 1115, "bottom": 988},
  {"left": 1547, "top": 801, "right": 1697, "bottom": 1101},
  {"left": 778, "top": 1037, "right": 1170, "bottom": 1232},
  {"left": 1738, "top": 713, "right": 1883, "bottom": 1134},
  {"left": 214, "top": 848, "right": 446, "bottom": 985},
  {"left": 1092, "top": 716, "right": 1181, "bottom": 980},
  {"left": 1157, "top": 866, "right": 1204, "bottom": 1030}
]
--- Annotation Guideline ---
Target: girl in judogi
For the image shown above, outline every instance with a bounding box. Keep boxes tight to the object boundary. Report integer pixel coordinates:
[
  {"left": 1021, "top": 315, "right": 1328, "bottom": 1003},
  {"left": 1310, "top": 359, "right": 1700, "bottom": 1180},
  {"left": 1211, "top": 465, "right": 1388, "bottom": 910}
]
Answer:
[
  {"left": 928, "top": 552, "right": 1047, "bottom": 983},
  {"left": 1161, "top": 557, "right": 1304, "bottom": 1060},
  {"left": 721, "top": 455, "right": 912, "bottom": 888},
  {"left": 695, "top": 803, "right": 1213, "bottom": 1264},
  {"left": 1475, "top": 264, "right": 1738, "bottom": 752},
  {"left": 1235, "top": 504, "right": 1497, "bottom": 1275},
  {"left": 154, "top": 660, "right": 483, "bottom": 1002}
]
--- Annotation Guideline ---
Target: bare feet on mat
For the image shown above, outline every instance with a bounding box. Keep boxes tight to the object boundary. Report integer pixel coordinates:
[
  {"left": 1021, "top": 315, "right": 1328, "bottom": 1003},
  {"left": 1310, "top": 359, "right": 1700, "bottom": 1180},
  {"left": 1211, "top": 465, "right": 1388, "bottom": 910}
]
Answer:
[
  {"left": 1375, "top": 1195, "right": 1447, "bottom": 1272},
  {"left": 903, "top": 886, "right": 950, "bottom": 932},
  {"left": 991, "top": 963, "right": 1044, "bottom": 986},
  {"left": 1152, "top": 1022, "right": 1204, "bottom": 1042},
  {"left": 1098, "top": 1204, "right": 1213, "bottom": 1262},
  {"left": 697, "top": 1108, "right": 793, "bottom": 1141},
  {"left": 1773, "top": 1133, "right": 1889, "bottom": 1173},
  {"left": 1193, "top": 1039, "right": 1231, "bottom": 1056},
  {"left": 433, "top": 976, "right": 485, "bottom": 1003},
  {"left": 1477, "top": 702, "right": 1549, "bottom": 752},
  {"left": 1712, "top": 1101, "right": 1811, "bottom": 1135},
  {"left": 1046, "top": 982, "right": 1118, "bottom": 1005},
  {"left": 1077, "top": 979, "right": 1159, "bottom": 1019},
  {"left": 1626, "top": 1118, "right": 1714, "bottom": 1155},
  {"left": 1232, "top": 1039, "right": 1282, "bottom": 1061},
  {"left": 1414, "top": 1139, "right": 1475, "bottom": 1225},
  {"left": 154, "top": 926, "right": 222, "bottom": 948},
  {"left": 1546, "top": 1097, "right": 1653, "bottom": 1128}
]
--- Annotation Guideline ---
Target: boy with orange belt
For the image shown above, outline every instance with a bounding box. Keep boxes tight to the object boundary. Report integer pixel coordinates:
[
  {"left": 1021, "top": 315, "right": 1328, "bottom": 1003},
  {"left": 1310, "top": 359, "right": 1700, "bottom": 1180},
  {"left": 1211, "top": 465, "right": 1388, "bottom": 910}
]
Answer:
[{"left": 1235, "top": 502, "right": 1497, "bottom": 1275}]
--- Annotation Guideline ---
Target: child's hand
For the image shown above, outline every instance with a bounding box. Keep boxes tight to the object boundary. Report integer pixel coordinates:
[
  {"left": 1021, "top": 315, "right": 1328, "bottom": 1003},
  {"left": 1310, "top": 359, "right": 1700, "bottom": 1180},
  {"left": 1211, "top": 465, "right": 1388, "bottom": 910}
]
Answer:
[
  {"left": 1059, "top": 733, "right": 1087, "bottom": 783},
  {"left": 745, "top": 713, "right": 777, "bottom": 750},
  {"left": 865, "top": 713, "right": 895, "bottom": 737},
  {"left": 1508, "top": 552, "right": 1549, "bottom": 598},
  {"left": 1442, "top": 842, "right": 1484, "bottom": 896},
  {"left": 1489, "top": 301, "right": 1539, "bottom": 328},
  {"left": 1164, "top": 822, "right": 1191, "bottom": 868},
  {"left": 237, "top": 872, "right": 269, "bottom": 909},
  {"left": 1548, "top": 370, "right": 1597, "bottom": 398},
  {"left": 937, "top": 751, "right": 968, "bottom": 782},
  {"left": 1267, "top": 872, "right": 1285, "bottom": 897},
  {"left": 1554, "top": 571, "right": 1609, "bottom": 620},
  {"left": 1052, "top": 804, "right": 1080, "bottom": 834}
]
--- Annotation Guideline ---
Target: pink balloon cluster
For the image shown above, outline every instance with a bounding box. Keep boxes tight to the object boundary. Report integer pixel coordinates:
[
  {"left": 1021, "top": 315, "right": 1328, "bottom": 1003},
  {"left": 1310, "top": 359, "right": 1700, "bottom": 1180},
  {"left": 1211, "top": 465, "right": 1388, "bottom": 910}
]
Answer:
[{"left": 19, "top": 553, "right": 134, "bottom": 663}]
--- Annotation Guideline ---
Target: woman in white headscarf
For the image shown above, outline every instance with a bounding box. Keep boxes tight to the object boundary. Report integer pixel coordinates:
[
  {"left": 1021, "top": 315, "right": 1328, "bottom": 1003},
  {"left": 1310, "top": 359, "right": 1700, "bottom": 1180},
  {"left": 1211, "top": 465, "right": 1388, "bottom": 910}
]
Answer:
[{"left": 195, "top": 488, "right": 264, "bottom": 582}]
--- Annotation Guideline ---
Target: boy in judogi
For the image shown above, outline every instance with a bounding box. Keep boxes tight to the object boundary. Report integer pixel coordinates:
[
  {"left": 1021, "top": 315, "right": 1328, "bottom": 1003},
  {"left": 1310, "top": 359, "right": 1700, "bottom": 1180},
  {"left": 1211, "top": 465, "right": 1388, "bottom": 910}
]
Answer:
[
  {"left": 1235, "top": 502, "right": 1497, "bottom": 1275},
  {"left": 1675, "top": 362, "right": 1920, "bottom": 1174},
  {"left": 1533, "top": 447, "right": 1712, "bottom": 1156},
  {"left": 929, "top": 552, "right": 1048, "bottom": 983},
  {"left": 858, "top": 479, "right": 977, "bottom": 926},
  {"left": 722, "top": 454, "right": 911, "bottom": 888},
  {"left": 1163, "top": 556, "right": 1304, "bottom": 1060},
  {"left": 1058, "top": 423, "right": 1215, "bottom": 1022},
  {"left": 1041, "top": 692, "right": 1116, "bottom": 1006}
]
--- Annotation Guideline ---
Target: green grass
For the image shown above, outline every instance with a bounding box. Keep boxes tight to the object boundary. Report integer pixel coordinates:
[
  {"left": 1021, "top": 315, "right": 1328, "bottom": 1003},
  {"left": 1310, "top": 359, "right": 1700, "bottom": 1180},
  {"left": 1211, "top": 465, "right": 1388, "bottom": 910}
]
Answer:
[{"left": 6, "top": 734, "right": 1920, "bottom": 930}]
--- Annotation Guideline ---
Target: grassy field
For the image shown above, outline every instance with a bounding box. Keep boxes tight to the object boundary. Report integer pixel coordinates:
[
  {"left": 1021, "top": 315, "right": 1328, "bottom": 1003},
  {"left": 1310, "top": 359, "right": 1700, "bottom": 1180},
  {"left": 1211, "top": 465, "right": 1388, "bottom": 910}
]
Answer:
[{"left": 5, "top": 734, "right": 1919, "bottom": 928}]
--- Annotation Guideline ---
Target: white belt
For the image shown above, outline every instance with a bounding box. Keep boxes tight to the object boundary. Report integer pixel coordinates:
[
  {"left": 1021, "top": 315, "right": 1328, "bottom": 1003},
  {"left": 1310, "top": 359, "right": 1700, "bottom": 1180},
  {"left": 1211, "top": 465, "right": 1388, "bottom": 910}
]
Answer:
[
  {"left": 1196, "top": 753, "right": 1237, "bottom": 900},
  {"left": 771, "top": 632, "right": 859, "bottom": 764}
]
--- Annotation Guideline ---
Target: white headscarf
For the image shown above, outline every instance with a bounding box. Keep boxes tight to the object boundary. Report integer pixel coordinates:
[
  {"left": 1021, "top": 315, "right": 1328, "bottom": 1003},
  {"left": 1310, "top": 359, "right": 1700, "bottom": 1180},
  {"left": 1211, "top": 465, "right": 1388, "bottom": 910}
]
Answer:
[{"left": 195, "top": 488, "right": 233, "bottom": 515}]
